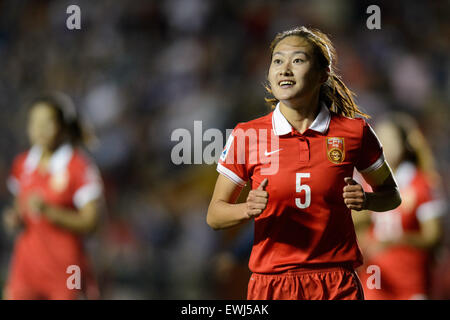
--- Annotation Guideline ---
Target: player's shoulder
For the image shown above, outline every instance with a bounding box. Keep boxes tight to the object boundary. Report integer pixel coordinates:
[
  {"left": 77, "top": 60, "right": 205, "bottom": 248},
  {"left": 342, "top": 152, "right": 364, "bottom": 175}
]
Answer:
[
  {"left": 69, "top": 147, "right": 97, "bottom": 170},
  {"left": 329, "top": 113, "right": 370, "bottom": 137},
  {"left": 330, "top": 112, "right": 367, "bottom": 128},
  {"left": 233, "top": 111, "right": 273, "bottom": 131},
  {"left": 410, "top": 167, "right": 432, "bottom": 189},
  {"left": 68, "top": 147, "right": 103, "bottom": 183},
  {"left": 11, "top": 150, "right": 31, "bottom": 169},
  {"left": 13, "top": 150, "right": 30, "bottom": 163}
]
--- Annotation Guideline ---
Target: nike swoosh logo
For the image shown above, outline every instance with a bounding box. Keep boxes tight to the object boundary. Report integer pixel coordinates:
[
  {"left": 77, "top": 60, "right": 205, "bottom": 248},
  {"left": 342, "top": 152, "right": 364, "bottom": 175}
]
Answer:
[{"left": 264, "top": 149, "right": 283, "bottom": 156}]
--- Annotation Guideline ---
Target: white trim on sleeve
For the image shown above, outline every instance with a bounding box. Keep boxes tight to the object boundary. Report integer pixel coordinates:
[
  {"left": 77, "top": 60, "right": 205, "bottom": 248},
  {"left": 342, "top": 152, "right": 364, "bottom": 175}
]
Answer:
[
  {"left": 217, "top": 163, "right": 247, "bottom": 187},
  {"left": 417, "top": 200, "right": 447, "bottom": 222},
  {"left": 73, "top": 182, "right": 103, "bottom": 209},
  {"left": 359, "top": 153, "right": 385, "bottom": 173},
  {"left": 6, "top": 176, "right": 20, "bottom": 195}
]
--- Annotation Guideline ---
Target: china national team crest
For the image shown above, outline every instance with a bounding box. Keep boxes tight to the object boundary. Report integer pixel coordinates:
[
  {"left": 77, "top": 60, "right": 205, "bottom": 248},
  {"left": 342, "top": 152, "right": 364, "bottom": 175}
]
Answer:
[{"left": 326, "top": 137, "right": 345, "bottom": 164}]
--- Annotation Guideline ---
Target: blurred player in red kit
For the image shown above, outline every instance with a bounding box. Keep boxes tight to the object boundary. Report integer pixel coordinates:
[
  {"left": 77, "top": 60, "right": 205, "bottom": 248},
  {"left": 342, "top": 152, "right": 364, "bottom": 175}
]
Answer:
[
  {"left": 2, "top": 93, "right": 103, "bottom": 300},
  {"left": 354, "top": 113, "right": 446, "bottom": 300},
  {"left": 206, "top": 26, "right": 402, "bottom": 300}
]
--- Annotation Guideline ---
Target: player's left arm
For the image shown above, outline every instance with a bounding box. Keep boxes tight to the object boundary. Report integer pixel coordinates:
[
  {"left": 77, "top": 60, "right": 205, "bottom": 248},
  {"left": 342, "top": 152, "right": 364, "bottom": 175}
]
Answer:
[
  {"left": 395, "top": 217, "right": 443, "bottom": 249},
  {"left": 28, "top": 195, "right": 100, "bottom": 234},
  {"left": 393, "top": 193, "right": 445, "bottom": 249},
  {"left": 343, "top": 161, "right": 401, "bottom": 212},
  {"left": 2, "top": 198, "right": 24, "bottom": 234}
]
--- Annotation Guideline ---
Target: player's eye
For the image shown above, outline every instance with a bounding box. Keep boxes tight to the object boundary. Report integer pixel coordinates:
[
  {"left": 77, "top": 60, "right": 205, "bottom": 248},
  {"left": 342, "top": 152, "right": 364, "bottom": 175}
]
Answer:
[
  {"left": 272, "top": 58, "right": 283, "bottom": 65},
  {"left": 293, "top": 58, "right": 305, "bottom": 64}
]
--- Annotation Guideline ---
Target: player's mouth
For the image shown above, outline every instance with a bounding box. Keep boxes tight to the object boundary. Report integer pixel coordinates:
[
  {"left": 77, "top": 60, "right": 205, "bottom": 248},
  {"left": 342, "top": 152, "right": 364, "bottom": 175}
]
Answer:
[{"left": 278, "top": 80, "right": 296, "bottom": 89}]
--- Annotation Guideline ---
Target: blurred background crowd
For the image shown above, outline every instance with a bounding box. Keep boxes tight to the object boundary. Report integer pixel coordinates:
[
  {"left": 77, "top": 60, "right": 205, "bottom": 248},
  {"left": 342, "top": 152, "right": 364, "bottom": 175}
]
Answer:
[{"left": 0, "top": 0, "right": 448, "bottom": 299}]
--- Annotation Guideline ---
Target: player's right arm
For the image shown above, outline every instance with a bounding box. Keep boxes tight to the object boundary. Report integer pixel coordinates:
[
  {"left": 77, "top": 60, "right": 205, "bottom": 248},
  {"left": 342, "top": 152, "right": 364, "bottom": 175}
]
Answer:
[
  {"left": 3, "top": 154, "right": 27, "bottom": 234},
  {"left": 207, "top": 175, "right": 268, "bottom": 230},
  {"left": 2, "top": 198, "right": 23, "bottom": 234}
]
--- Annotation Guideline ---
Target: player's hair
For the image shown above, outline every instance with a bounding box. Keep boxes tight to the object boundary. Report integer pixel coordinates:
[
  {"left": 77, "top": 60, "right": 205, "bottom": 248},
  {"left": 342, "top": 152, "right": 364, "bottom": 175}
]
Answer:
[
  {"left": 28, "top": 92, "right": 96, "bottom": 147},
  {"left": 265, "top": 26, "right": 369, "bottom": 119},
  {"left": 383, "top": 113, "right": 437, "bottom": 180}
]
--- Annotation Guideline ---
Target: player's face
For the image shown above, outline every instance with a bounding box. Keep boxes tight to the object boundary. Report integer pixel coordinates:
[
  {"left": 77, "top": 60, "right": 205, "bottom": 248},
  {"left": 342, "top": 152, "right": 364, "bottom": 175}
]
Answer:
[
  {"left": 28, "top": 103, "right": 62, "bottom": 150},
  {"left": 268, "top": 36, "right": 325, "bottom": 104},
  {"left": 375, "top": 121, "right": 403, "bottom": 169}
]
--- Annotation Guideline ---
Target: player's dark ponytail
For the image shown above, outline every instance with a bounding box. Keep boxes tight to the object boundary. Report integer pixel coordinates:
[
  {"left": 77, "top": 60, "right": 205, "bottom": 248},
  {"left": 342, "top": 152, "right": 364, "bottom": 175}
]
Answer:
[{"left": 265, "top": 26, "right": 370, "bottom": 119}]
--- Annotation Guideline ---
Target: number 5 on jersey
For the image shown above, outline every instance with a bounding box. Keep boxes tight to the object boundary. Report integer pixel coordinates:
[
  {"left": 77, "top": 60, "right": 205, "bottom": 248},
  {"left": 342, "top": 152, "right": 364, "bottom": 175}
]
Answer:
[{"left": 295, "top": 173, "right": 311, "bottom": 209}]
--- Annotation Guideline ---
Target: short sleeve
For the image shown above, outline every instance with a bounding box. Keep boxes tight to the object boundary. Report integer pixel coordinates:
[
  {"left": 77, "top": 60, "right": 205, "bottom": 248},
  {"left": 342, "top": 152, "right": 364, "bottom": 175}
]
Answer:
[
  {"left": 6, "top": 154, "right": 26, "bottom": 196},
  {"left": 415, "top": 176, "right": 447, "bottom": 222},
  {"left": 216, "top": 124, "right": 250, "bottom": 187},
  {"left": 417, "top": 199, "right": 447, "bottom": 222},
  {"left": 72, "top": 155, "right": 103, "bottom": 209},
  {"left": 356, "top": 120, "right": 385, "bottom": 173}
]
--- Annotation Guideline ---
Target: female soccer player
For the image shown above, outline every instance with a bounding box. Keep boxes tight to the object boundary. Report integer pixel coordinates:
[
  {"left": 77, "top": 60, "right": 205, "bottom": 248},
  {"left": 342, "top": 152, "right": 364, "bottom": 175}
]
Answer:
[
  {"left": 3, "top": 92, "right": 103, "bottom": 300},
  {"left": 355, "top": 113, "right": 445, "bottom": 300},
  {"left": 206, "top": 27, "right": 402, "bottom": 300}
]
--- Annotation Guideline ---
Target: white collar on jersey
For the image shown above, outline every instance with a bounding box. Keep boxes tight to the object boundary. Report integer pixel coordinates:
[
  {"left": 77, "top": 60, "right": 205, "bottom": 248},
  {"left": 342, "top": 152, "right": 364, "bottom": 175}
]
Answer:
[
  {"left": 271, "top": 101, "right": 331, "bottom": 136},
  {"left": 24, "top": 143, "right": 74, "bottom": 175}
]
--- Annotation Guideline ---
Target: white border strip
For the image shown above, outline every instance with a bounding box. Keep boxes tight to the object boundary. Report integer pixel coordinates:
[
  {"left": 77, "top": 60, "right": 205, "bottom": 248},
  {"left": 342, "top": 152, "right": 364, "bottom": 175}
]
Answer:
[
  {"left": 359, "top": 154, "right": 385, "bottom": 173},
  {"left": 73, "top": 183, "right": 103, "bottom": 209},
  {"left": 417, "top": 200, "right": 447, "bottom": 222},
  {"left": 6, "top": 176, "right": 20, "bottom": 195},
  {"left": 217, "top": 163, "right": 247, "bottom": 187}
]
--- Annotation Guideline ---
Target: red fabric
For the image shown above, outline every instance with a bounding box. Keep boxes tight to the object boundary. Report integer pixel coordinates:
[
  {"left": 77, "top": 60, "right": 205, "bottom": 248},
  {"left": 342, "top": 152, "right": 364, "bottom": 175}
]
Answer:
[
  {"left": 5, "top": 148, "right": 101, "bottom": 300},
  {"left": 355, "top": 121, "right": 383, "bottom": 171},
  {"left": 247, "top": 265, "right": 364, "bottom": 300},
  {"left": 7, "top": 246, "right": 99, "bottom": 300},
  {"left": 359, "top": 166, "right": 437, "bottom": 300},
  {"left": 218, "top": 110, "right": 383, "bottom": 274}
]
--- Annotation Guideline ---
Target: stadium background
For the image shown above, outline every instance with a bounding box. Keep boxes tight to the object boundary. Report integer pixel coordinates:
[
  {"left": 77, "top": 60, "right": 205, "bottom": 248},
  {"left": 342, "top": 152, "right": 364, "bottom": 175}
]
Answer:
[{"left": 0, "top": 0, "right": 448, "bottom": 299}]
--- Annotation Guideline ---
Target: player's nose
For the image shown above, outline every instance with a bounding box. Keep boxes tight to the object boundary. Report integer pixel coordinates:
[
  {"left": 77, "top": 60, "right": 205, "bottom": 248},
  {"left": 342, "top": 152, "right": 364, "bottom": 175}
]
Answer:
[{"left": 279, "top": 68, "right": 293, "bottom": 76}]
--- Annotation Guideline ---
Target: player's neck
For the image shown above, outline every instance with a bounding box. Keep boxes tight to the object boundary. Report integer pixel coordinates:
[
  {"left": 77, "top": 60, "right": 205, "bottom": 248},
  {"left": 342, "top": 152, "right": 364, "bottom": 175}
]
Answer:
[
  {"left": 37, "top": 141, "right": 63, "bottom": 170},
  {"left": 279, "top": 93, "right": 320, "bottom": 134}
]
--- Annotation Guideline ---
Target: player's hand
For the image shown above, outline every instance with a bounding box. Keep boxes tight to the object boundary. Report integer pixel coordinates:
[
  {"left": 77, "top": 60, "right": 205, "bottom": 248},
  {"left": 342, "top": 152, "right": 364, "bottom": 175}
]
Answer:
[
  {"left": 245, "top": 178, "right": 269, "bottom": 218},
  {"left": 2, "top": 207, "right": 23, "bottom": 233},
  {"left": 343, "top": 177, "right": 366, "bottom": 211},
  {"left": 27, "top": 194, "right": 46, "bottom": 219}
]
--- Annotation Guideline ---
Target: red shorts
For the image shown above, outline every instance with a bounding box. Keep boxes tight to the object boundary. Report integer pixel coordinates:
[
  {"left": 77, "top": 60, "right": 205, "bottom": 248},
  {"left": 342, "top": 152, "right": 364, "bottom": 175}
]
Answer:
[
  {"left": 5, "top": 248, "right": 99, "bottom": 300},
  {"left": 6, "top": 265, "right": 100, "bottom": 300},
  {"left": 358, "top": 263, "right": 428, "bottom": 300},
  {"left": 247, "top": 264, "right": 364, "bottom": 300}
]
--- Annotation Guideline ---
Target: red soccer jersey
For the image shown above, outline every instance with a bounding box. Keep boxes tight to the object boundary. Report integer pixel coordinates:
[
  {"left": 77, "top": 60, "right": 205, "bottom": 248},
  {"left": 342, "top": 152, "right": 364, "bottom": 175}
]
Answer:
[
  {"left": 217, "top": 102, "right": 384, "bottom": 273},
  {"left": 6, "top": 143, "right": 102, "bottom": 298},
  {"left": 361, "top": 162, "right": 446, "bottom": 299}
]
